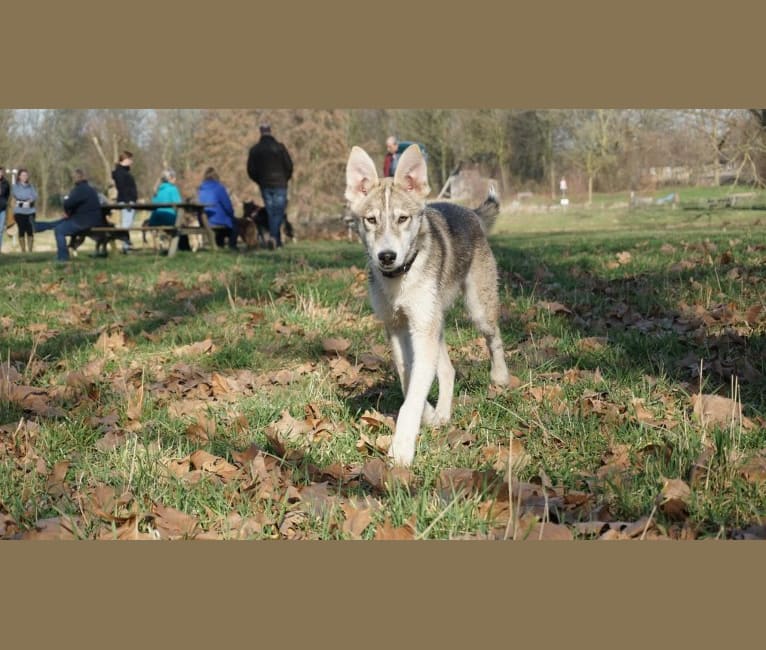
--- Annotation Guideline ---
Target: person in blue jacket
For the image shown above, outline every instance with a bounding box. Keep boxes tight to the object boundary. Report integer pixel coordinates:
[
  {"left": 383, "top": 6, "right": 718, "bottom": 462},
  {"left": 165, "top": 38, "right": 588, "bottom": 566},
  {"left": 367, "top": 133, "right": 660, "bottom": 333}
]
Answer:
[
  {"left": 148, "top": 169, "right": 182, "bottom": 226},
  {"left": 197, "top": 167, "right": 237, "bottom": 251}
]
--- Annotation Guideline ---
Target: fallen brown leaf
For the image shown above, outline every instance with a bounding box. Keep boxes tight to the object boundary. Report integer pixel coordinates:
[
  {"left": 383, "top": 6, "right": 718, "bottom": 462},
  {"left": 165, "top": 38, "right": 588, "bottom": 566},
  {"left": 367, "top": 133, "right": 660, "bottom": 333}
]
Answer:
[
  {"left": 151, "top": 503, "right": 200, "bottom": 539},
  {"left": 657, "top": 478, "right": 691, "bottom": 520},
  {"left": 341, "top": 503, "right": 374, "bottom": 539},
  {"left": 22, "top": 516, "right": 80, "bottom": 540},
  {"left": 322, "top": 337, "right": 351, "bottom": 355},
  {"left": 374, "top": 516, "right": 416, "bottom": 540},
  {"left": 46, "top": 460, "right": 70, "bottom": 498},
  {"left": 691, "top": 393, "right": 754, "bottom": 430}
]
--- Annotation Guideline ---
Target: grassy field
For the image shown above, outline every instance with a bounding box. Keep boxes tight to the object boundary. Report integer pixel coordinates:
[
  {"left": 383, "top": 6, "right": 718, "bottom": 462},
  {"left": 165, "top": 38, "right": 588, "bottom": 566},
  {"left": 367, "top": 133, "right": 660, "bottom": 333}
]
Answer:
[{"left": 1, "top": 204, "right": 765, "bottom": 540}]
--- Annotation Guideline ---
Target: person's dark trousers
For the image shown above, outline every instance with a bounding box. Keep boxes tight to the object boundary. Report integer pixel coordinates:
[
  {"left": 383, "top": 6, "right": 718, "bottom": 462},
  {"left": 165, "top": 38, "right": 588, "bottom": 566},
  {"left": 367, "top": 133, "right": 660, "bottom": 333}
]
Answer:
[
  {"left": 214, "top": 227, "right": 238, "bottom": 250},
  {"left": 261, "top": 187, "right": 287, "bottom": 247},
  {"left": 35, "top": 218, "right": 84, "bottom": 261}
]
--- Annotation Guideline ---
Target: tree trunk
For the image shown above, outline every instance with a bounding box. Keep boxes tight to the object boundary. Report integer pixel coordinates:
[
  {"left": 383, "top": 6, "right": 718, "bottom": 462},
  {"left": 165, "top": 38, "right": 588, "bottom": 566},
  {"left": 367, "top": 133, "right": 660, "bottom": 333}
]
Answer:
[
  {"left": 39, "top": 168, "right": 49, "bottom": 219},
  {"left": 499, "top": 163, "right": 511, "bottom": 197},
  {"left": 91, "top": 136, "right": 112, "bottom": 189},
  {"left": 588, "top": 174, "right": 593, "bottom": 206}
]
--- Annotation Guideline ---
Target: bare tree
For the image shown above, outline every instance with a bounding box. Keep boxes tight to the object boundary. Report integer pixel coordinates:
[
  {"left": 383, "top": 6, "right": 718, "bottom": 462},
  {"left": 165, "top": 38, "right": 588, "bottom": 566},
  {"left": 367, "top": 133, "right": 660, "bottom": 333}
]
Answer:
[{"left": 564, "top": 110, "right": 621, "bottom": 205}]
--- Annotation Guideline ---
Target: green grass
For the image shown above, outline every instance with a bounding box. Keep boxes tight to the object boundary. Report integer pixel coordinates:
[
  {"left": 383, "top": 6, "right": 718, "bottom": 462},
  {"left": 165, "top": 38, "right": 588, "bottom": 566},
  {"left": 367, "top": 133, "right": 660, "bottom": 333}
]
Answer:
[{"left": 1, "top": 204, "right": 765, "bottom": 540}]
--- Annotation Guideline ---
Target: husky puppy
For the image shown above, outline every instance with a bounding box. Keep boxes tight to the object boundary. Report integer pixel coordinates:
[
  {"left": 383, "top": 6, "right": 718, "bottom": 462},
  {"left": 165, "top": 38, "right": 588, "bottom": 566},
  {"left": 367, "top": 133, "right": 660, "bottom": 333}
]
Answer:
[{"left": 345, "top": 144, "right": 509, "bottom": 466}]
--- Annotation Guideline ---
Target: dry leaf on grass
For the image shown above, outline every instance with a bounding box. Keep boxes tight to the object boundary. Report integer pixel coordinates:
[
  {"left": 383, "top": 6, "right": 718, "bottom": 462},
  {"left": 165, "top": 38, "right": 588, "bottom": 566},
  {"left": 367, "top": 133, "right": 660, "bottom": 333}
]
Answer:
[
  {"left": 738, "top": 453, "right": 766, "bottom": 485},
  {"left": 537, "top": 301, "right": 572, "bottom": 315},
  {"left": 22, "top": 516, "right": 80, "bottom": 540},
  {"left": 577, "top": 337, "right": 608, "bottom": 352},
  {"left": 691, "top": 393, "right": 755, "bottom": 430},
  {"left": 230, "top": 443, "right": 264, "bottom": 466},
  {"left": 298, "top": 482, "right": 339, "bottom": 519},
  {"left": 185, "top": 414, "right": 217, "bottom": 443},
  {"left": 322, "top": 337, "right": 351, "bottom": 355},
  {"left": 150, "top": 503, "right": 200, "bottom": 539},
  {"left": 46, "top": 460, "right": 70, "bottom": 498},
  {"left": 596, "top": 443, "right": 632, "bottom": 482},
  {"left": 95, "top": 329, "right": 127, "bottom": 354},
  {"left": 361, "top": 458, "right": 413, "bottom": 491},
  {"left": 125, "top": 383, "right": 144, "bottom": 422},
  {"left": 172, "top": 339, "right": 216, "bottom": 357},
  {"left": 359, "top": 409, "right": 396, "bottom": 432},
  {"left": 189, "top": 450, "right": 240, "bottom": 481},
  {"left": 95, "top": 430, "right": 130, "bottom": 452},
  {"left": 0, "top": 512, "right": 19, "bottom": 539},
  {"left": 85, "top": 485, "right": 136, "bottom": 521},
  {"left": 341, "top": 503, "right": 374, "bottom": 539},
  {"left": 310, "top": 462, "right": 363, "bottom": 484},
  {"left": 514, "top": 514, "right": 574, "bottom": 541},
  {"left": 374, "top": 516, "right": 416, "bottom": 540},
  {"left": 657, "top": 478, "right": 691, "bottom": 520}
]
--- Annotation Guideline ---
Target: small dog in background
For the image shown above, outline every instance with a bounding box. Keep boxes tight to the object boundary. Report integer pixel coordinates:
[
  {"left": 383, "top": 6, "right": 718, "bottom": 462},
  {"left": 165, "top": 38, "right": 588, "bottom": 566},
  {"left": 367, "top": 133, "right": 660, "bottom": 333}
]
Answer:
[
  {"left": 180, "top": 209, "right": 204, "bottom": 252},
  {"left": 68, "top": 224, "right": 131, "bottom": 257},
  {"left": 240, "top": 200, "right": 295, "bottom": 249}
]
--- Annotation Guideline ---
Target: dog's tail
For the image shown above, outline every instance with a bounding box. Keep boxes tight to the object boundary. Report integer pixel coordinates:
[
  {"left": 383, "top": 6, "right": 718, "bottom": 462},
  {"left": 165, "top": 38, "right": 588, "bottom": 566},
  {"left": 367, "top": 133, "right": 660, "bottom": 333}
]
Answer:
[{"left": 473, "top": 184, "right": 500, "bottom": 233}]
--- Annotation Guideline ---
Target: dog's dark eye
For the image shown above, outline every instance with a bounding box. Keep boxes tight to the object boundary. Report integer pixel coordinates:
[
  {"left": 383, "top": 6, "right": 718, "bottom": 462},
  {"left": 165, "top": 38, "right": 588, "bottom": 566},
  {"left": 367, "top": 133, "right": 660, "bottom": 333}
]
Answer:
[
  {"left": 365, "top": 216, "right": 377, "bottom": 225},
  {"left": 397, "top": 214, "right": 410, "bottom": 224}
]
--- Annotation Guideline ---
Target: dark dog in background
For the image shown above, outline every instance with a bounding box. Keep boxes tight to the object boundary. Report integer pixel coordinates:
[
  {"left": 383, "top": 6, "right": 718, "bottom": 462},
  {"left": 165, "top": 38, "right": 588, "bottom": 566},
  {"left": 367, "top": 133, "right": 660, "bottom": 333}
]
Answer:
[
  {"left": 69, "top": 223, "right": 131, "bottom": 257},
  {"left": 240, "top": 200, "right": 295, "bottom": 249}
]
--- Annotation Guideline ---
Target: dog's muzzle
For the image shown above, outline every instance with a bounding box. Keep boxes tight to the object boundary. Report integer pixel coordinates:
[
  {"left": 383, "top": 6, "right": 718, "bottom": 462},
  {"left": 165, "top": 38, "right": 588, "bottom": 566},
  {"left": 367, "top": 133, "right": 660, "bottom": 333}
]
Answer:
[{"left": 379, "top": 250, "right": 419, "bottom": 278}]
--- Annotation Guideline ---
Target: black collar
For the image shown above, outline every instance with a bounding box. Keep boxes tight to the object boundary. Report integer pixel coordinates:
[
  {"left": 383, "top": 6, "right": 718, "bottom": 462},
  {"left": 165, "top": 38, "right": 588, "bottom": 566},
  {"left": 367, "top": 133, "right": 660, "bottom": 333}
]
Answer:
[{"left": 380, "top": 250, "right": 419, "bottom": 278}]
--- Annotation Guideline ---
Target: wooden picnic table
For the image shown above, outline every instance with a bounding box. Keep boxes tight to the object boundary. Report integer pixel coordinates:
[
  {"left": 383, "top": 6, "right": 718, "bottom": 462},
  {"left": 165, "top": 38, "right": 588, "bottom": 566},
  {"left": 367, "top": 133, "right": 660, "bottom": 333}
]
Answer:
[{"left": 96, "top": 201, "right": 216, "bottom": 257}]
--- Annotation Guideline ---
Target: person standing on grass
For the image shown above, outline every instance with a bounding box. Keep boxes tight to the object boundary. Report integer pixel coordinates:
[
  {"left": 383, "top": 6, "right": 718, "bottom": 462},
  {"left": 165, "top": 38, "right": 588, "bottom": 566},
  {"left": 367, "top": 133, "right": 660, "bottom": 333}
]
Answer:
[
  {"left": 197, "top": 166, "right": 237, "bottom": 251},
  {"left": 0, "top": 167, "right": 9, "bottom": 253},
  {"left": 112, "top": 150, "right": 138, "bottom": 253},
  {"left": 34, "top": 168, "right": 104, "bottom": 263},
  {"left": 246, "top": 123, "right": 293, "bottom": 249},
  {"left": 148, "top": 169, "right": 182, "bottom": 226},
  {"left": 12, "top": 168, "right": 38, "bottom": 252},
  {"left": 383, "top": 136, "right": 398, "bottom": 177}
]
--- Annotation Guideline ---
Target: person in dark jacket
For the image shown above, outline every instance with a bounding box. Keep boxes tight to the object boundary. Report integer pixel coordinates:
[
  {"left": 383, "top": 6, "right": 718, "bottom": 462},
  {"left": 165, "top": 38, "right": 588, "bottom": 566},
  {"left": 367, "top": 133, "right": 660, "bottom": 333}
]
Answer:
[
  {"left": 246, "top": 124, "right": 293, "bottom": 248},
  {"left": 197, "top": 167, "right": 237, "bottom": 251},
  {"left": 34, "top": 168, "right": 104, "bottom": 262},
  {"left": 111, "top": 150, "right": 138, "bottom": 253},
  {"left": 0, "top": 167, "right": 9, "bottom": 253}
]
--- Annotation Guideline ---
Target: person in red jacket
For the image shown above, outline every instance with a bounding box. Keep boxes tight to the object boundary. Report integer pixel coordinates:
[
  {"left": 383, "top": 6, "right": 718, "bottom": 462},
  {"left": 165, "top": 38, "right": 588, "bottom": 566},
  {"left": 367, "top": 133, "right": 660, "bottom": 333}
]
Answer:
[{"left": 383, "top": 136, "right": 398, "bottom": 177}]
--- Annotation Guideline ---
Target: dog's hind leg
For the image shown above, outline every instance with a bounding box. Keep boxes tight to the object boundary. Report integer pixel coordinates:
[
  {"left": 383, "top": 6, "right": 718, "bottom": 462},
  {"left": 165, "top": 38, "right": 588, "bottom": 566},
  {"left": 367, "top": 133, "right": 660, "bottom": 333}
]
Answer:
[
  {"left": 387, "top": 326, "right": 410, "bottom": 395},
  {"left": 422, "top": 334, "right": 454, "bottom": 427},
  {"left": 464, "top": 263, "right": 509, "bottom": 386}
]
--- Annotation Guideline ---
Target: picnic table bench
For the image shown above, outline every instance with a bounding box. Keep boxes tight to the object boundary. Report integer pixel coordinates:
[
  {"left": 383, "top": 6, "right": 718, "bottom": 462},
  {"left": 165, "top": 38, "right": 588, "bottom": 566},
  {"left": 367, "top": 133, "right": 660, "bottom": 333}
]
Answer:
[{"left": 89, "top": 201, "right": 217, "bottom": 257}]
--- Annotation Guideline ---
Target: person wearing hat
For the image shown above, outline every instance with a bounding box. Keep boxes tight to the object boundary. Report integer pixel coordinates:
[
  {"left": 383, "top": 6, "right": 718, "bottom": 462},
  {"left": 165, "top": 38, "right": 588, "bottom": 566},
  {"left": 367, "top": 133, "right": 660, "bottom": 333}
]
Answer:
[
  {"left": 34, "top": 168, "right": 104, "bottom": 262},
  {"left": 246, "top": 123, "right": 293, "bottom": 248}
]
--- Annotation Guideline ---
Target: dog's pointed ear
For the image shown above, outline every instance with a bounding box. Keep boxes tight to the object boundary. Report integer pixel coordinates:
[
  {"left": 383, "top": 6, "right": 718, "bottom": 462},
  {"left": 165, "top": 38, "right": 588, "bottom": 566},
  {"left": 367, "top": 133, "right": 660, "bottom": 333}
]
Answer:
[
  {"left": 393, "top": 144, "right": 430, "bottom": 199},
  {"left": 345, "top": 146, "right": 379, "bottom": 206}
]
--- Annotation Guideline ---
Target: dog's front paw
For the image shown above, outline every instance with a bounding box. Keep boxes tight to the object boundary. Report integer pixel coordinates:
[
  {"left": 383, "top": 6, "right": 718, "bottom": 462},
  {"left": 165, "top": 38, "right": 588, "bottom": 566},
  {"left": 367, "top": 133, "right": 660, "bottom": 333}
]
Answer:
[
  {"left": 388, "top": 435, "right": 416, "bottom": 467},
  {"left": 490, "top": 368, "right": 510, "bottom": 386}
]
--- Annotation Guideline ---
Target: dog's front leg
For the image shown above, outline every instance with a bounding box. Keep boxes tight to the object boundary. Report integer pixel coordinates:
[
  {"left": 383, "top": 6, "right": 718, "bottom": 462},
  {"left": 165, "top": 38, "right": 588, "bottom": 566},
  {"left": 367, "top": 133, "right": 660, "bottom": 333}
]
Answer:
[
  {"left": 389, "top": 329, "right": 440, "bottom": 466},
  {"left": 389, "top": 324, "right": 440, "bottom": 429}
]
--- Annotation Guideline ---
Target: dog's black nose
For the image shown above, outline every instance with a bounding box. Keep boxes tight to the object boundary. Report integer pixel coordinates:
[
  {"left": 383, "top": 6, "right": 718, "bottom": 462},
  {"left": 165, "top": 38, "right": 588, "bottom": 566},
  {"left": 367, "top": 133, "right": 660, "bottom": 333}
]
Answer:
[{"left": 378, "top": 250, "right": 397, "bottom": 266}]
